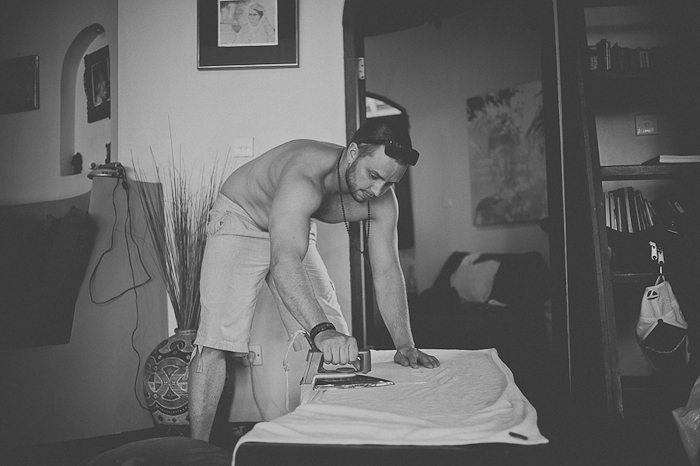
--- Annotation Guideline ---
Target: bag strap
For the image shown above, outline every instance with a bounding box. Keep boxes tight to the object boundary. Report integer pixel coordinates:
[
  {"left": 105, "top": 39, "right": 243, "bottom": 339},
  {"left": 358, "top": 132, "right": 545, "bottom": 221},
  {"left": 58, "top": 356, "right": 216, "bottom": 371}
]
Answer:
[{"left": 643, "top": 335, "right": 687, "bottom": 355}]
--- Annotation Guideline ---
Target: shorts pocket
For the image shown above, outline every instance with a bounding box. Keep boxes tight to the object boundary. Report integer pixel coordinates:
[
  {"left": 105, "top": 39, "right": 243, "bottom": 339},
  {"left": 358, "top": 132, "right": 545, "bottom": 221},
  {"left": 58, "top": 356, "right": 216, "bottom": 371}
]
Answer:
[{"left": 207, "top": 210, "right": 229, "bottom": 236}]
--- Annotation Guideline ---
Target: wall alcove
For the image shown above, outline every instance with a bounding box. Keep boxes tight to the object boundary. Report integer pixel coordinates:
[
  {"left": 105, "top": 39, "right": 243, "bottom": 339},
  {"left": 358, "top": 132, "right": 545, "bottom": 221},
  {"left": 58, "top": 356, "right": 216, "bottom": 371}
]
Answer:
[{"left": 60, "top": 23, "right": 110, "bottom": 176}]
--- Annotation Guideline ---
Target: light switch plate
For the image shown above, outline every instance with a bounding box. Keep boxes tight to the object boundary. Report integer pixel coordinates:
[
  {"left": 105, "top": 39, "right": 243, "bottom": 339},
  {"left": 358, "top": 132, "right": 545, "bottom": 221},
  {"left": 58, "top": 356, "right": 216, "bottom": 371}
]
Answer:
[
  {"left": 635, "top": 114, "right": 658, "bottom": 136},
  {"left": 233, "top": 137, "right": 254, "bottom": 158}
]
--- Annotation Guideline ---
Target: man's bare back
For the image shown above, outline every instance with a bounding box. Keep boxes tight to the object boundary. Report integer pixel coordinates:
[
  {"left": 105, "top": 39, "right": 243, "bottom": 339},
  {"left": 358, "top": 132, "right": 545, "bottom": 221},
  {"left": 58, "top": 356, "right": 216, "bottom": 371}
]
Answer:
[{"left": 221, "top": 139, "right": 377, "bottom": 231}]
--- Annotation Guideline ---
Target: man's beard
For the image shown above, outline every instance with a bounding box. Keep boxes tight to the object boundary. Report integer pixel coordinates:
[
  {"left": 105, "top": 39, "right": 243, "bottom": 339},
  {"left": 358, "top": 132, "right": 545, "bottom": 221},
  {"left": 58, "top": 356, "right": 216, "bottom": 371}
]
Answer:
[{"left": 346, "top": 159, "right": 371, "bottom": 203}]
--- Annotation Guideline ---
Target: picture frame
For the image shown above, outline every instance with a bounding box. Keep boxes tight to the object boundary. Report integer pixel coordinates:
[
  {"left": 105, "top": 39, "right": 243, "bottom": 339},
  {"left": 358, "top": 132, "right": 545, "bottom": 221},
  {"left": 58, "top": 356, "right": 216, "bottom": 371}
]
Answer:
[
  {"left": 198, "top": 0, "right": 298, "bottom": 70},
  {"left": 0, "top": 55, "right": 39, "bottom": 114},
  {"left": 83, "top": 45, "right": 110, "bottom": 123},
  {"left": 467, "top": 80, "right": 547, "bottom": 227}
]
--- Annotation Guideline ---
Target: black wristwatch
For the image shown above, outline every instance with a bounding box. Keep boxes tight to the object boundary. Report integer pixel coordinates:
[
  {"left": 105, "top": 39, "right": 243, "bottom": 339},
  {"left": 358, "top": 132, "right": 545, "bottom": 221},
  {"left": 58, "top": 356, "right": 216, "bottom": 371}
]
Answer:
[{"left": 309, "top": 322, "right": 336, "bottom": 349}]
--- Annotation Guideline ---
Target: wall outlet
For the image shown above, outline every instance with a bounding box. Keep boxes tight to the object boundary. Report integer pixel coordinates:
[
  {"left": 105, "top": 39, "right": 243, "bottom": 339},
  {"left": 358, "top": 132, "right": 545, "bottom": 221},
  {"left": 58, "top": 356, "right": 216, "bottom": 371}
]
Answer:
[
  {"left": 635, "top": 114, "right": 658, "bottom": 136},
  {"left": 233, "top": 137, "right": 254, "bottom": 158},
  {"left": 248, "top": 345, "right": 263, "bottom": 366}
]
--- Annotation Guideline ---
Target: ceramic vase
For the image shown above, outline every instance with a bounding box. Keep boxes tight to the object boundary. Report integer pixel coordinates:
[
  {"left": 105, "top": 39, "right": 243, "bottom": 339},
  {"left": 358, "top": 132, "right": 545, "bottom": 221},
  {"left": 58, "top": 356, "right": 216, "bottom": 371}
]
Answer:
[{"left": 143, "top": 328, "right": 196, "bottom": 426}]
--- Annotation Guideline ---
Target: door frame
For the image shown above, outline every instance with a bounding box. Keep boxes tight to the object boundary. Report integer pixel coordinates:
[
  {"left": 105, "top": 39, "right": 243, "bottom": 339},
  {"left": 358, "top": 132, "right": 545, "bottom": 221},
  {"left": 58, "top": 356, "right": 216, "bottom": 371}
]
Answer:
[
  {"left": 342, "top": 0, "right": 370, "bottom": 349},
  {"left": 341, "top": 8, "right": 578, "bottom": 426}
]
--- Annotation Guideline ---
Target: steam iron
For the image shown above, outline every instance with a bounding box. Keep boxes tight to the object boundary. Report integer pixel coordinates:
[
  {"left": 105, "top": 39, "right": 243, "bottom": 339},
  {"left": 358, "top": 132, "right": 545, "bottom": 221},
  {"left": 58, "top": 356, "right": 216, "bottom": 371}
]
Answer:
[{"left": 301, "top": 348, "right": 393, "bottom": 390}]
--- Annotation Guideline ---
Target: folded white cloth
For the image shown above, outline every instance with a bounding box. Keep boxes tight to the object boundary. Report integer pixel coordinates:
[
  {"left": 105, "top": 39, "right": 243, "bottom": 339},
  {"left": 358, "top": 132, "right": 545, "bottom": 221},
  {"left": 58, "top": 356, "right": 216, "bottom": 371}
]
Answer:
[{"left": 232, "top": 349, "right": 548, "bottom": 465}]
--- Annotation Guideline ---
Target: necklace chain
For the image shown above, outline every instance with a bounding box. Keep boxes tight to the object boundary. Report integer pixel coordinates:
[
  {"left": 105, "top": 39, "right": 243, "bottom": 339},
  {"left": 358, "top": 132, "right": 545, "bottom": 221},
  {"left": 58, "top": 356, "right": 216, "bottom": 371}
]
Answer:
[{"left": 337, "top": 152, "right": 370, "bottom": 254}]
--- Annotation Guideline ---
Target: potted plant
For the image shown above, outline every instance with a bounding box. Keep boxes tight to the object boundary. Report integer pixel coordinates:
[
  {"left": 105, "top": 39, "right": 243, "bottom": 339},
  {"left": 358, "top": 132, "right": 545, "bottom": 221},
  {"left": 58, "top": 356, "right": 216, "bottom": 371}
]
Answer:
[{"left": 133, "top": 148, "right": 225, "bottom": 428}]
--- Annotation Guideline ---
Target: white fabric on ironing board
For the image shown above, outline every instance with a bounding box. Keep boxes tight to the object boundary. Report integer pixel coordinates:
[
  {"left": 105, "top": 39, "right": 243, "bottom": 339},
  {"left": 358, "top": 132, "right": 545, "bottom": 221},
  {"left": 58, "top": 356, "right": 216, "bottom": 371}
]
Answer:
[{"left": 232, "top": 349, "right": 547, "bottom": 464}]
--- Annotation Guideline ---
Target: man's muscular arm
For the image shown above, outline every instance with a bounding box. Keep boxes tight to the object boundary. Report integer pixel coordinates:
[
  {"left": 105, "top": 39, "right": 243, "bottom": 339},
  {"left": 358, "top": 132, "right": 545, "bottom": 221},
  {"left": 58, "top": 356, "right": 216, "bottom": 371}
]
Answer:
[
  {"left": 268, "top": 174, "right": 358, "bottom": 365},
  {"left": 368, "top": 192, "right": 440, "bottom": 369}
]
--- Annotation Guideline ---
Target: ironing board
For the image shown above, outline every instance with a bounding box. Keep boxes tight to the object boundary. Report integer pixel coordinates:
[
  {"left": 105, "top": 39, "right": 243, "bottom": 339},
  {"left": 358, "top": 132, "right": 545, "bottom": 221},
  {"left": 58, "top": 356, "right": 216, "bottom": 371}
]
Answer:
[{"left": 232, "top": 349, "right": 551, "bottom": 466}]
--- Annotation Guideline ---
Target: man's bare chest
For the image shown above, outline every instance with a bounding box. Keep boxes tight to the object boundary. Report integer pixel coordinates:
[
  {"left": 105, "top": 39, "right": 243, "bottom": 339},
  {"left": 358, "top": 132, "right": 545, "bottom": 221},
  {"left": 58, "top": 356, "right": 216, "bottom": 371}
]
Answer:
[{"left": 312, "top": 194, "right": 368, "bottom": 224}]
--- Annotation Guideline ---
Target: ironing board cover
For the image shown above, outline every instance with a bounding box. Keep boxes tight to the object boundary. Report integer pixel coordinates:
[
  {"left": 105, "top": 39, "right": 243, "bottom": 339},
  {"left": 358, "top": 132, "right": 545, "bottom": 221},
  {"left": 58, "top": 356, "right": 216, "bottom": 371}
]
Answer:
[{"left": 232, "top": 349, "right": 547, "bottom": 465}]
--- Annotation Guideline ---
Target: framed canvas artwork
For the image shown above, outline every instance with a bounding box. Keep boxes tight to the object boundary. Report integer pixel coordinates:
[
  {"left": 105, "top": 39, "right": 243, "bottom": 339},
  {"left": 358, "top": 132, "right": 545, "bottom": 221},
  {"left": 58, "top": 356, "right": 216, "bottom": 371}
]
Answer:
[{"left": 467, "top": 80, "right": 547, "bottom": 226}]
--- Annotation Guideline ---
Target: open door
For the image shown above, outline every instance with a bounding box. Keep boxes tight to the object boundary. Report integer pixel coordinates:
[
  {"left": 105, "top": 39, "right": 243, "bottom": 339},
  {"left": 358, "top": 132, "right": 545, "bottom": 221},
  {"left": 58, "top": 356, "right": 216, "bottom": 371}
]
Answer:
[{"left": 342, "top": 0, "right": 475, "bottom": 349}]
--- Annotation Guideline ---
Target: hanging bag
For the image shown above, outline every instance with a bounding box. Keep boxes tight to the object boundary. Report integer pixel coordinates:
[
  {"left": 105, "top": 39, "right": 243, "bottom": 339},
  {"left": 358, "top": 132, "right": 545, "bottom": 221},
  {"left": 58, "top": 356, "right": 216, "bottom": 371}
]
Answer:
[{"left": 636, "top": 274, "right": 689, "bottom": 372}]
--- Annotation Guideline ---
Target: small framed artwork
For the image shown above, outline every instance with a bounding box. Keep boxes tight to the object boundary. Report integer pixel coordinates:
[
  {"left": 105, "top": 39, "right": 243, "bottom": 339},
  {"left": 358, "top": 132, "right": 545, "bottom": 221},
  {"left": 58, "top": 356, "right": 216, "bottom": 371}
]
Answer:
[
  {"left": 0, "top": 55, "right": 39, "bottom": 114},
  {"left": 198, "top": 0, "right": 298, "bottom": 70},
  {"left": 83, "top": 45, "right": 110, "bottom": 123}
]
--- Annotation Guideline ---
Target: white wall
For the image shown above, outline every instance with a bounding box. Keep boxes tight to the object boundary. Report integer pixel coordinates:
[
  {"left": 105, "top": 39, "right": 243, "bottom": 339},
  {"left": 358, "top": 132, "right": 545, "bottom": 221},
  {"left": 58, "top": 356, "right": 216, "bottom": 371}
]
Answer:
[
  {"left": 0, "top": 0, "right": 551, "bottom": 443},
  {"left": 365, "top": 1, "right": 549, "bottom": 291},
  {"left": 0, "top": 0, "right": 351, "bottom": 445},
  {"left": 0, "top": 0, "right": 117, "bottom": 204},
  {"left": 0, "top": 178, "right": 168, "bottom": 448},
  {"left": 0, "top": 0, "right": 170, "bottom": 449},
  {"left": 117, "top": 0, "right": 351, "bottom": 421}
]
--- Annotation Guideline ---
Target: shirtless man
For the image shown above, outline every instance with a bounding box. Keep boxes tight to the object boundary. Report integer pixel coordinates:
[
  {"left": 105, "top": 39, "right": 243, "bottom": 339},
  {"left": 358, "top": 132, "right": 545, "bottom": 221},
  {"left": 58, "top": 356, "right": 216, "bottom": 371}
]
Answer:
[{"left": 189, "top": 119, "right": 440, "bottom": 441}]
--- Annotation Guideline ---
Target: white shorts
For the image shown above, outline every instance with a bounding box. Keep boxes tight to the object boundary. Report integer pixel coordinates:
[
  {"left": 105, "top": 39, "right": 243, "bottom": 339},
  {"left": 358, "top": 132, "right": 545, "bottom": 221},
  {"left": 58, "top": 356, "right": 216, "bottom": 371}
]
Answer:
[{"left": 195, "top": 194, "right": 348, "bottom": 353}]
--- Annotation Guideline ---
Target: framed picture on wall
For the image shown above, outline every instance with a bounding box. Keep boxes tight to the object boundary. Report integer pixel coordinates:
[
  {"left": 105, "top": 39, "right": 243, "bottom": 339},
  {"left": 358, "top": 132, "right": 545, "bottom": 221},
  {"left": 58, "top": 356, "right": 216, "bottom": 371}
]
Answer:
[
  {"left": 0, "top": 55, "right": 39, "bottom": 114},
  {"left": 466, "top": 80, "right": 547, "bottom": 227},
  {"left": 198, "top": 0, "right": 298, "bottom": 69},
  {"left": 83, "top": 45, "right": 110, "bottom": 123}
]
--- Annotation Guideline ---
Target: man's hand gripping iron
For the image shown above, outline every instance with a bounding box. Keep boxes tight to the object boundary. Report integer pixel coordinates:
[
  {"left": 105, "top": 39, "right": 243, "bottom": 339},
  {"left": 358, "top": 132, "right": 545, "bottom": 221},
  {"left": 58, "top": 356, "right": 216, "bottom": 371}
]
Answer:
[{"left": 301, "top": 334, "right": 393, "bottom": 390}]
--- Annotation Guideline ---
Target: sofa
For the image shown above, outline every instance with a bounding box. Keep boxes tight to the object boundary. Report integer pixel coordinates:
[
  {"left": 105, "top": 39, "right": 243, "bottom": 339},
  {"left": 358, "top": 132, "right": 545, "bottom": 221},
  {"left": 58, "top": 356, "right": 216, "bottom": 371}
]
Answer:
[
  {"left": 0, "top": 192, "right": 96, "bottom": 349},
  {"left": 404, "top": 252, "right": 553, "bottom": 404}
]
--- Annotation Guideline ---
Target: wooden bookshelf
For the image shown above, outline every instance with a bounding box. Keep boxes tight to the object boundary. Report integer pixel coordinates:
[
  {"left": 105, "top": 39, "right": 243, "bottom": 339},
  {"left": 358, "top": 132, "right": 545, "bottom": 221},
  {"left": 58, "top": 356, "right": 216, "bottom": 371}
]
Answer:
[
  {"left": 601, "top": 164, "right": 700, "bottom": 180},
  {"left": 551, "top": 0, "right": 700, "bottom": 437}
]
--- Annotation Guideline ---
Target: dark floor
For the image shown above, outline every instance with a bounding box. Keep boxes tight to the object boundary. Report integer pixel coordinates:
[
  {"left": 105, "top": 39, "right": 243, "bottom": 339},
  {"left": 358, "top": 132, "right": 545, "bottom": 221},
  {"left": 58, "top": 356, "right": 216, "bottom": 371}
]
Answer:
[
  {"left": 3, "top": 414, "right": 688, "bottom": 466},
  {"left": 2, "top": 357, "right": 693, "bottom": 466}
]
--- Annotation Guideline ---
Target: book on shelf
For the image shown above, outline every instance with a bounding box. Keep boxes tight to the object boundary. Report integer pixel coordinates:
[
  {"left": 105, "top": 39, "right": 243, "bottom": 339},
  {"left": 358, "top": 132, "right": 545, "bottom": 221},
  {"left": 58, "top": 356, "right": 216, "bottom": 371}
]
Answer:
[
  {"left": 610, "top": 187, "right": 626, "bottom": 233},
  {"left": 607, "top": 187, "right": 627, "bottom": 233},
  {"left": 624, "top": 187, "right": 635, "bottom": 233},
  {"left": 610, "top": 43, "right": 621, "bottom": 71},
  {"left": 643, "top": 198, "right": 655, "bottom": 228},
  {"left": 642, "top": 155, "right": 700, "bottom": 165},
  {"left": 588, "top": 45, "right": 599, "bottom": 71},
  {"left": 588, "top": 41, "right": 665, "bottom": 72},
  {"left": 593, "top": 38, "right": 610, "bottom": 71},
  {"left": 605, "top": 187, "right": 659, "bottom": 234},
  {"left": 609, "top": 43, "right": 641, "bottom": 71},
  {"left": 637, "top": 48, "right": 650, "bottom": 69},
  {"left": 633, "top": 189, "right": 645, "bottom": 231},
  {"left": 650, "top": 197, "right": 687, "bottom": 233}
]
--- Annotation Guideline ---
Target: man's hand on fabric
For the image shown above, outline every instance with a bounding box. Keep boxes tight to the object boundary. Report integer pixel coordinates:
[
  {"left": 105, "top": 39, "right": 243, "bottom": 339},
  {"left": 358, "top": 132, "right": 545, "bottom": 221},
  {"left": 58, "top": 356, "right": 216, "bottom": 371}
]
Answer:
[
  {"left": 315, "top": 330, "right": 359, "bottom": 366},
  {"left": 394, "top": 347, "right": 440, "bottom": 369}
]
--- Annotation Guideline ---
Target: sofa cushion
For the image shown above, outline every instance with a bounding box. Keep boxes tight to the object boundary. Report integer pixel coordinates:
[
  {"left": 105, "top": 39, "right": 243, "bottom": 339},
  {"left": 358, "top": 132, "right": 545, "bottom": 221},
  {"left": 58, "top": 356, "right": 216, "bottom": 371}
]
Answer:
[
  {"left": 450, "top": 254, "right": 500, "bottom": 304},
  {"left": 0, "top": 206, "right": 96, "bottom": 349},
  {"left": 487, "top": 252, "right": 550, "bottom": 308},
  {"left": 34, "top": 206, "right": 96, "bottom": 346},
  {"left": 418, "top": 251, "right": 550, "bottom": 314}
]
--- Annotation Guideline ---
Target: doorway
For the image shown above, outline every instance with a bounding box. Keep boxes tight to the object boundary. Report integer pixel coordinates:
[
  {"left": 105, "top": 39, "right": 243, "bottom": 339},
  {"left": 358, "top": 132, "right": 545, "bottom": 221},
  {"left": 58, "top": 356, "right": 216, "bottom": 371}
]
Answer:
[{"left": 342, "top": 0, "right": 564, "bottom": 437}]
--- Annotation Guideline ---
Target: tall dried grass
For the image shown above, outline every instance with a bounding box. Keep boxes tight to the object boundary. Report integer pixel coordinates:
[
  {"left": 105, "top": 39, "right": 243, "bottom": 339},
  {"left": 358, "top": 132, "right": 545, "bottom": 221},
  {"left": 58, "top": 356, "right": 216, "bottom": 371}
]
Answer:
[{"left": 133, "top": 147, "right": 226, "bottom": 330}]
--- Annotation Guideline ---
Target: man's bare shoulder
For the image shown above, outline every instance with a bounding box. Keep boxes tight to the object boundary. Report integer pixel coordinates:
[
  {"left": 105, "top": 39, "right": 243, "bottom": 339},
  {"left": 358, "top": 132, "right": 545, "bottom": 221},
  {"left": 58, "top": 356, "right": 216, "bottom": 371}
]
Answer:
[
  {"left": 265, "top": 139, "right": 342, "bottom": 182},
  {"left": 266, "top": 140, "right": 343, "bottom": 224},
  {"left": 276, "top": 139, "right": 343, "bottom": 164},
  {"left": 221, "top": 138, "right": 343, "bottom": 229}
]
